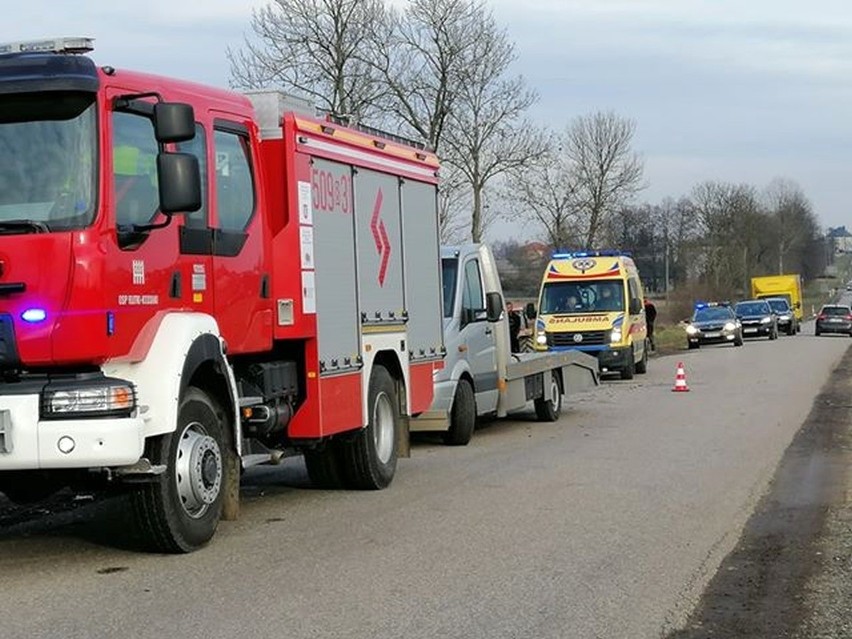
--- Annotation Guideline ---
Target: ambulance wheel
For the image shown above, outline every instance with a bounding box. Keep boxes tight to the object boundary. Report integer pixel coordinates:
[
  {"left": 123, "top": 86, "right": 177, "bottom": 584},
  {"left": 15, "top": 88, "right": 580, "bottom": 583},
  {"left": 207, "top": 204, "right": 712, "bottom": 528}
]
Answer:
[
  {"left": 635, "top": 342, "right": 648, "bottom": 374},
  {"left": 130, "top": 387, "right": 229, "bottom": 553},
  {"left": 535, "top": 372, "right": 562, "bottom": 422},
  {"left": 620, "top": 353, "right": 635, "bottom": 380},
  {"left": 339, "top": 365, "right": 399, "bottom": 489},
  {"left": 304, "top": 444, "right": 344, "bottom": 489},
  {"left": 443, "top": 378, "right": 476, "bottom": 446}
]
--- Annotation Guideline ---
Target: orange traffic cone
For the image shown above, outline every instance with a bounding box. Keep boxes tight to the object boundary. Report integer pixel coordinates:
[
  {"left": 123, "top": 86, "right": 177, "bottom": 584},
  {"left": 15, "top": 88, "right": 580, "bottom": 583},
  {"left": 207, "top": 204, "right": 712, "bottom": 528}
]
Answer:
[{"left": 672, "top": 362, "right": 690, "bottom": 392}]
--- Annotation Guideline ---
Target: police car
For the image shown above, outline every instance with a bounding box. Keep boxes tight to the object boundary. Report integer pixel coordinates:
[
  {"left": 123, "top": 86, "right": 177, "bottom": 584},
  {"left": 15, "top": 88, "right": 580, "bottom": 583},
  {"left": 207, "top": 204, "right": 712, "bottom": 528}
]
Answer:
[{"left": 685, "top": 302, "right": 744, "bottom": 349}]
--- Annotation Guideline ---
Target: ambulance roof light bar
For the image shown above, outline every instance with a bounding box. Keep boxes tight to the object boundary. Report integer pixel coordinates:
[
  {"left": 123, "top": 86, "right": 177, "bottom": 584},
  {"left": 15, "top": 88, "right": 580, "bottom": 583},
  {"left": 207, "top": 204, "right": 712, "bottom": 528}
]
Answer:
[
  {"left": 0, "top": 37, "right": 94, "bottom": 56},
  {"left": 551, "top": 249, "right": 632, "bottom": 259}
]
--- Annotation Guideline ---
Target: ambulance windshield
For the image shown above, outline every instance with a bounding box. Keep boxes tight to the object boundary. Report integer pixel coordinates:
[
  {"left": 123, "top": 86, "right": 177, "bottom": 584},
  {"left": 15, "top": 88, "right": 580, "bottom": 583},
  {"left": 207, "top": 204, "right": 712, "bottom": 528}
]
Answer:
[
  {"left": 540, "top": 280, "right": 624, "bottom": 314},
  {"left": 0, "top": 91, "right": 97, "bottom": 232}
]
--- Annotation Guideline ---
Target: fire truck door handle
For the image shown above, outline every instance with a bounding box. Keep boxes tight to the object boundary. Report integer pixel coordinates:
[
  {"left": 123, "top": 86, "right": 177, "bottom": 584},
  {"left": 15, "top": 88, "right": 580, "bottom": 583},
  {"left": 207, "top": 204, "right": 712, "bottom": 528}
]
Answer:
[{"left": 170, "top": 272, "right": 182, "bottom": 299}]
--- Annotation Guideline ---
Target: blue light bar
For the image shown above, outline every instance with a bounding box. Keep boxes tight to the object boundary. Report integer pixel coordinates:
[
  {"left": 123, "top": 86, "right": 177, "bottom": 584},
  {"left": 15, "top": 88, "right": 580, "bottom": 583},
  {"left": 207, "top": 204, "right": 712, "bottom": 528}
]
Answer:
[
  {"left": 551, "top": 249, "right": 632, "bottom": 259},
  {"left": 21, "top": 308, "right": 47, "bottom": 323}
]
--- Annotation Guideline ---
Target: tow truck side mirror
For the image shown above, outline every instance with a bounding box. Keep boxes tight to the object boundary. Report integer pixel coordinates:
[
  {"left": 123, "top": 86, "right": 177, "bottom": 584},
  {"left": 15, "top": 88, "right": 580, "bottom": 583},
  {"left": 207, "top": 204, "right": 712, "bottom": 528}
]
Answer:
[{"left": 485, "top": 292, "right": 503, "bottom": 323}]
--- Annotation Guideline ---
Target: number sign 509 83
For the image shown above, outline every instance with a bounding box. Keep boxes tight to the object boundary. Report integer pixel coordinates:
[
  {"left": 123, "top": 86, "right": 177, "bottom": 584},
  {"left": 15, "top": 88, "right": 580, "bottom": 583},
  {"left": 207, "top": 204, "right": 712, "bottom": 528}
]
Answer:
[{"left": 312, "top": 168, "right": 351, "bottom": 214}]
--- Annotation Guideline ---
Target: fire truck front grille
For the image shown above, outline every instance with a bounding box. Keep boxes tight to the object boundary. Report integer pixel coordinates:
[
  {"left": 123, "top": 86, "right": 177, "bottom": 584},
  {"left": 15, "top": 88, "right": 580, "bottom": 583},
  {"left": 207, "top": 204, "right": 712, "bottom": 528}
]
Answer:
[{"left": 548, "top": 330, "right": 608, "bottom": 347}]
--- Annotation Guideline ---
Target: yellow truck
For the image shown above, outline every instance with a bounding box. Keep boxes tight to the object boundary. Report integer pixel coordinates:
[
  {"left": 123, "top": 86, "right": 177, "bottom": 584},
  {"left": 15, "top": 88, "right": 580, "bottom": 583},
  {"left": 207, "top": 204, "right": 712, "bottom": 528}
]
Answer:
[
  {"left": 533, "top": 251, "right": 649, "bottom": 379},
  {"left": 750, "top": 274, "right": 804, "bottom": 326}
]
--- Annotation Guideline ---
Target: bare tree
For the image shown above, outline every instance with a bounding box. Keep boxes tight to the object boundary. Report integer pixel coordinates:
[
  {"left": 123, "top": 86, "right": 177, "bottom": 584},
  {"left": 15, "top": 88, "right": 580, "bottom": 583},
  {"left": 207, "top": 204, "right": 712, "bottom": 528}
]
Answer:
[
  {"left": 762, "top": 178, "right": 818, "bottom": 274},
  {"left": 371, "top": 0, "right": 479, "bottom": 149},
  {"left": 438, "top": 7, "right": 544, "bottom": 241},
  {"left": 227, "top": 0, "right": 385, "bottom": 120},
  {"left": 565, "top": 112, "right": 645, "bottom": 246},
  {"left": 371, "top": 0, "right": 543, "bottom": 241},
  {"left": 505, "top": 140, "right": 581, "bottom": 249}
]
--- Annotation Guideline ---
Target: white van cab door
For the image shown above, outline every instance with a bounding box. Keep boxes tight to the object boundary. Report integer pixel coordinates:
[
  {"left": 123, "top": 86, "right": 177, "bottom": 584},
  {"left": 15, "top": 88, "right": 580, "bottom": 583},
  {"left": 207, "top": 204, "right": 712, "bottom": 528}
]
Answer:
[{"left": 459, "top": 257, "right": 499, "bottom": 415}]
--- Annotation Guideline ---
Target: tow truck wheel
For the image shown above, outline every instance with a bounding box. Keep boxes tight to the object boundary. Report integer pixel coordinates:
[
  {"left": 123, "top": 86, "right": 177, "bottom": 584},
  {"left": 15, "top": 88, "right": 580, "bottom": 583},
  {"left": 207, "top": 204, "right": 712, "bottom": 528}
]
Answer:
[
  {"left": 535, "top": 372, "right": 562, "bottom": 421},
  {"left": 130, "top": 387, "right": 228, "bottom": 553},
  {"left": 443, "top": 378, "right": 476, "bottom": 446},
  {"left": 304, "top": 444, "right": 344, "bottom": 489},
  {"left": 339, "top": 365, "right": 399, "bottom": 490}
]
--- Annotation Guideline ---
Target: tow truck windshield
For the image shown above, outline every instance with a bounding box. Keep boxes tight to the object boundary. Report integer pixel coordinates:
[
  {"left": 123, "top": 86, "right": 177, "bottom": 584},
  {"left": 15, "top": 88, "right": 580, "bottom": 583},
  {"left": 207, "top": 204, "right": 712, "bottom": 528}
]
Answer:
[{"left": 0, "top": 91, "right": 97, "bottom": 231}]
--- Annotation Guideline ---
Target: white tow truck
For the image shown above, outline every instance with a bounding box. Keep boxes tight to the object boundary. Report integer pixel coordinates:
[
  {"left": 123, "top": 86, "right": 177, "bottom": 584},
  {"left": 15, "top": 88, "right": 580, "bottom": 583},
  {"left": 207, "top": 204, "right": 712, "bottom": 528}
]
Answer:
[{"left": 412, "top": 244, "right": 600, "bottom": 445}]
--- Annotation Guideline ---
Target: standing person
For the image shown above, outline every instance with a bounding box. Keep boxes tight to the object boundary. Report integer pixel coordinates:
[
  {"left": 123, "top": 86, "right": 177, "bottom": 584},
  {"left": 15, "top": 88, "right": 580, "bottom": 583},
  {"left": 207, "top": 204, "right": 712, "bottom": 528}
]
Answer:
[
  {"left": 644, "top": 298, "right": 658, "bottom": 351},
  {"left": 507, "top": 302, "right": 521, "bottom": 352}
]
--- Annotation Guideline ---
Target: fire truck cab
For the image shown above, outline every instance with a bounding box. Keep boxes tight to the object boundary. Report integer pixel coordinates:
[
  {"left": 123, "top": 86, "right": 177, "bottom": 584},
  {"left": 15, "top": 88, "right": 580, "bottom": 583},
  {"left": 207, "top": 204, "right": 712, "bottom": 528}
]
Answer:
[{"left": 0, "top": 38, "right": 444, "bottom": 552}]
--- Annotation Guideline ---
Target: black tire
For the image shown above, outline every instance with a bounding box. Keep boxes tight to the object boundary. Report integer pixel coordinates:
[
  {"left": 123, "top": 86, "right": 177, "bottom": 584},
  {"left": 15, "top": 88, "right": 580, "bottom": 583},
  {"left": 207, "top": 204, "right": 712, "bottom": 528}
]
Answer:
[
  {"left": 304, "top": 444, "right": 345, "bottom": 489},
  {"left": 338, "top": 365, "right": 399, "bottom": 490},
  {"left": 443, "top": 378, "right": 476, "bottom": 446},
  {"left": 688, "top": 341, "right": 699, "bottom": 350},
  {"left": 534, "top": 372, "right": 562, "bottom": 421},
  {"left": 635, "top": 341, "right": 648, "bottom": 374},
  {"left": 620, "top": 350, "right": 635, "bottom": 380},
  {"left": 815, "top": 328, "right": 821, "bottom": 336},
  {"left": 130, "top": 387, "right": 230, "bottom": 553},
  {"left": 787, "top": 324, "right": 795, "bottom": 336},
  {"left": 734, "top": 334, "right": 744, "bottom": 347}
]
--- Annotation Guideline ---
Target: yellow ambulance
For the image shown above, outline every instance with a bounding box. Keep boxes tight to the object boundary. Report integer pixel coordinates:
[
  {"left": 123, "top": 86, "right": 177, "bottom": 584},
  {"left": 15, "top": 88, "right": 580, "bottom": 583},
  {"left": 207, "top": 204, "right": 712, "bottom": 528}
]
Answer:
[{"left": 533, "top": 251, "right": 649, "bottom": 379}]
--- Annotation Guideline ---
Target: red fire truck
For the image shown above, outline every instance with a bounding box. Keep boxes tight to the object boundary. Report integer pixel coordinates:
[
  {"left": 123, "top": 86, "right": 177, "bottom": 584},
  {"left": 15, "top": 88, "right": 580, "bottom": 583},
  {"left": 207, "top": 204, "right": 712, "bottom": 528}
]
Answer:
[{"left": 0, "top": 38, "right": 444, "bottom": 552}]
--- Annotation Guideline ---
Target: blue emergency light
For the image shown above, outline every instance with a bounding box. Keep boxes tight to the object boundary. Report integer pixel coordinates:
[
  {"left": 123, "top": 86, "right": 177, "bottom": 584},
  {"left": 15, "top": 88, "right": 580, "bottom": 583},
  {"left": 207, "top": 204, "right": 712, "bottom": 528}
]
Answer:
[{"left": 551, "top": 249, "right": 632, "bottom": 259}]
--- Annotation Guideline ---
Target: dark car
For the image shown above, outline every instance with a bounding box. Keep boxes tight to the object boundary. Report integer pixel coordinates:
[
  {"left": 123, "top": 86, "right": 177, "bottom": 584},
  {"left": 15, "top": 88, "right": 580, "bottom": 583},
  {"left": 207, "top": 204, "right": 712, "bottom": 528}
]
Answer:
[
  {"left": 686, "top": 303, "right": 743, "bottom": 349},
  {"left": 815, "top": 304, "right": 852, "bottom": 336},
  {"left": 734, "top": 299, "right": 778, "bottom": 340},
  {"left": 765, "top": 297, "right": 798, "bottom": 335}
]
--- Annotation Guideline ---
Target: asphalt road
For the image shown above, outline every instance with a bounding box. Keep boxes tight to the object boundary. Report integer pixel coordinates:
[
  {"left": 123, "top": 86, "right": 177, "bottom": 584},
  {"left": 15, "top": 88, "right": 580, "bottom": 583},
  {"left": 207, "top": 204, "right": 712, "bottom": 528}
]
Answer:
[{"left": 0, "top": 324, "right": 848, "bottom": 639}]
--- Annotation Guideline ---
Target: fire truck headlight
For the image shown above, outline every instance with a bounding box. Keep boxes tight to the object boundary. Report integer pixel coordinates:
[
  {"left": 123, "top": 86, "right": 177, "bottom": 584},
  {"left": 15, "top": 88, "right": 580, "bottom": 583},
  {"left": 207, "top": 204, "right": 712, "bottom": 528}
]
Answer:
[
  {"left": 610, "top": 329, "right": 622, "bottom": 343},
  {"left": 42, "top": 379, "right": 136, "bottom": 419}
]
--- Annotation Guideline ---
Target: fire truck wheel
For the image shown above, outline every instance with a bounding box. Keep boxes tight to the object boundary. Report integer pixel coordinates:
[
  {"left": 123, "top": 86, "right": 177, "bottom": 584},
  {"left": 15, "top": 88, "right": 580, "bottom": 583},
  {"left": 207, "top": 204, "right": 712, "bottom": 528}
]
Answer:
[
  {"left": 443, "top": 378, "right": 476, "bottom": 446},
  {"left": 534, "top": 372, "right": 562, "bottom": 422},
  {"left": 339, "top": 365, "right": 399, "bottom": 490},
  {"left": 131, "top": 386, "right": 228, "bottom": 553},
  {"left": 304, "top": 444, "right": 344, "bottom": 489}
]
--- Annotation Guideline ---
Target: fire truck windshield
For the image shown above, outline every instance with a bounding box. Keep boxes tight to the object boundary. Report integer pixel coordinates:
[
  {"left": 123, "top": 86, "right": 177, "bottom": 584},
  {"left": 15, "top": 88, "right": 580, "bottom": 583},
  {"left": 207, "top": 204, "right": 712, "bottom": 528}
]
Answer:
[{"left": 0, "top": 91, "right": 97, "bottom": 232}]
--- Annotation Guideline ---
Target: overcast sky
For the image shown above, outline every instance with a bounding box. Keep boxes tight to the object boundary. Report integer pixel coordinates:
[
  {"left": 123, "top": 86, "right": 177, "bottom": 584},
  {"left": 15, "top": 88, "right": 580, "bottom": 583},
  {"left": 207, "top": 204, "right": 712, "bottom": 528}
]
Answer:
[{"left": 4, "top": 0, "right": 851, "bottom": 239}]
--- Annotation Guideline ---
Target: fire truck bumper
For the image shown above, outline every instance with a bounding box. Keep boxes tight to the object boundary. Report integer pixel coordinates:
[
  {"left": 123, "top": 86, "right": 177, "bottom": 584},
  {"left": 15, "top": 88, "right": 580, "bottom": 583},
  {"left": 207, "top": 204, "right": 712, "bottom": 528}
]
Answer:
[{"left": 0, "top": 395, "right": 145, "bottom": 470}]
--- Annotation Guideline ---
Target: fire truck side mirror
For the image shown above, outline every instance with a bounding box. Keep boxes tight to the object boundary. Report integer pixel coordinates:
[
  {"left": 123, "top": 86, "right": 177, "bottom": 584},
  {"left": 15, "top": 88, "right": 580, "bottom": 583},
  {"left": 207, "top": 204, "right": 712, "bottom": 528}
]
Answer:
[
  {"left": 153, "top": 102, "right": 196, "bottom": 144},
  {"left": 157, "top": 153, "right": 202, "bottom": 214}
]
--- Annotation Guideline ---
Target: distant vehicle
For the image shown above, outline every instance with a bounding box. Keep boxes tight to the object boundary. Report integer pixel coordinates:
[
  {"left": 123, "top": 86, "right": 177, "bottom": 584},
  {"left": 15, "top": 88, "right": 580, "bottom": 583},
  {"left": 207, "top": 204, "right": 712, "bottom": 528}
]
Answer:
[
  {"left": 750, "top": 274, "right": 803, "bottom": 327},
  {"left": 685, "top": 303, "right": 743, "bottom": 349},
  {"left": 846, "top": 282, "right": 852, "bottom": 292},
  {"left": 815, "top": 304, "right": 852, "bottom": 337},
  {"left": 765, "top": 297, "right": 798, "bottom": 335},
  {"left": 734, "top": 299, "right": 778, "bottom": 340}
]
